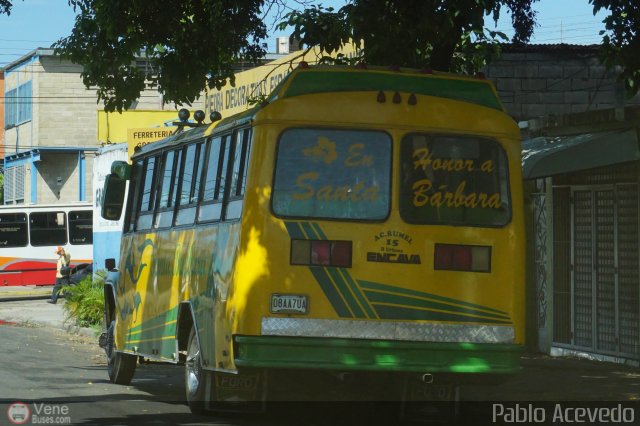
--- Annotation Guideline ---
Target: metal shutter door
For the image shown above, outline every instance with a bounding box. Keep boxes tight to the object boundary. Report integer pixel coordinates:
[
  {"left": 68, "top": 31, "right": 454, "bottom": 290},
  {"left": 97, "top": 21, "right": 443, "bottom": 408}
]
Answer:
[
  {"left": 594, "top": 190, "right": 616, "bottom": 352},
  {"left": 573, "top": 190, "right": 593, "bottom": 348},
  {"left": 617, "top": 184, "right": 639, "bottom": 356}
]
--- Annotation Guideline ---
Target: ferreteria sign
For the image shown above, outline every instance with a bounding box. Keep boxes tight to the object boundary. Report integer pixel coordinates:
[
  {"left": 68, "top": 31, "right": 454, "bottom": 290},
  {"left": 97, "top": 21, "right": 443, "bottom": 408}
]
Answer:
[
  {"left": 205, "top": 44, "right": 359, "bottom": 118},
  {"left": 127, "top": 127, "right": 176, "bottom": 159}
]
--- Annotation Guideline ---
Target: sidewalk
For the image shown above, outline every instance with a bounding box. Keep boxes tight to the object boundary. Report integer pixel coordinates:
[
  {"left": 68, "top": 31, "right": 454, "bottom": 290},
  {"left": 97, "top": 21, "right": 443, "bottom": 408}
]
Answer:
[
  {"left": 0, "top": 284, "right": 53, "bottom": 301},
  {"left": 0, "top": 289, "right": 96, "bottom": 337}
]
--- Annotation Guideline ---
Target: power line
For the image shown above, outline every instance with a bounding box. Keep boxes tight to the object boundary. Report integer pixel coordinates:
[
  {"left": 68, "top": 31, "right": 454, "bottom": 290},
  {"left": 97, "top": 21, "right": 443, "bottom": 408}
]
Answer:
[{"left": 0, "top": 38, "right": 58, "bottom": 43}]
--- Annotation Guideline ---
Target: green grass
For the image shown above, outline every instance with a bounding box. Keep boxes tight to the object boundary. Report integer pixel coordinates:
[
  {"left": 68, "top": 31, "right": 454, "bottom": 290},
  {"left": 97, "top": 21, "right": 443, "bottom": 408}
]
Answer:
[{"left": 62, "top": 270, "right": 106, "bottom": 328}]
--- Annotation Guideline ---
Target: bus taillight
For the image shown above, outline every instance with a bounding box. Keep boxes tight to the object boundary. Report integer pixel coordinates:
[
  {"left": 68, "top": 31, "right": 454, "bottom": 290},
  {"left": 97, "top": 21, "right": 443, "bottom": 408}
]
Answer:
[
  {"left": 291, "top": 240, "right": 352, "bottom": 268},
  {"left": 434, "top": 244, "right": 491, "bottom": 272},
  {"left": 311, "top": 241, "right": 331, "bottom": 266}
]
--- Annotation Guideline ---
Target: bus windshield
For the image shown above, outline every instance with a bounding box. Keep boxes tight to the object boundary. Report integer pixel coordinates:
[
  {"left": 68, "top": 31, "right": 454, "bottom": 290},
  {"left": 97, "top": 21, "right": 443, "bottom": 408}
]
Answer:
[
  {"left": 400, "top": 133, "right": 511, "bottom": 227},
  {"left": 272, "top": 128, "right": 391, "bottom": 221}
]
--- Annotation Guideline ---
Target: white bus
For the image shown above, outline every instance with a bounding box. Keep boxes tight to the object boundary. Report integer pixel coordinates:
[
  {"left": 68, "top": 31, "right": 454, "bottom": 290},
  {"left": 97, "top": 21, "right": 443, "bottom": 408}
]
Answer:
[{"left": 0, "top": 203, "right": 93, "bottom": 286}]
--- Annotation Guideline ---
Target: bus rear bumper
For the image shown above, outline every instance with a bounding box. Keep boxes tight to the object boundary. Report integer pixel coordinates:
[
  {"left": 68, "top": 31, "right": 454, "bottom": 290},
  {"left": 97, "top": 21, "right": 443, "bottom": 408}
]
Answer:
[{"left": 234, "top": 335, "right": 523, "bottom": 375}]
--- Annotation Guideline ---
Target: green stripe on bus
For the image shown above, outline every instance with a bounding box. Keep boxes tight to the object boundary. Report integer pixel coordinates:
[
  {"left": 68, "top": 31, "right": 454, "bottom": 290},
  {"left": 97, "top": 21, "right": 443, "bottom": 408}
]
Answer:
[
  {"left": 300, "top": 222, "right": 318, "bottom": 240},
  {"left": 359, "top": 280, "right": 509, "bottom": 317},
  {"left": 326, "top": 267, "right": 365, "bottom": 318},
  {"left": 372, "top": 304, "right": 511, "bottom": 324},
  {"left": 284, "top": 221, "right": 305, "bottom": 239},
  {"left": 309, "top": 267, "right": 352, "bottom": 318},
  {"left": 364, "top": 291, "right": 510, "bottom": 321},
  {"left": 311, "top": 222, "right": 327, "bottom": 240},
  {"left": 338, "top": 268, "right": 377, "bottom": 319},
  {"left": 282, "top": 71, "right": 503, "bottom": 111},
  {"left": 128, "top": 305, "right": 179, "bottom": 333},
  {"left": 303, "top": 223, "right": 364, "bottom": 318},
  {"left": 127, "top": 319, "right": 177, "bottom": 337}
]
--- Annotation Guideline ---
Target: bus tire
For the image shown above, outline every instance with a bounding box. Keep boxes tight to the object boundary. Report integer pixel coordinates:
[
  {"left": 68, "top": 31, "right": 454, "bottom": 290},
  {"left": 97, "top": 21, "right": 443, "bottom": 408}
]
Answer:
[
  {"left": 105, "top": 319, "right": 137, "bottom": 385},
  {"left": 185, "top": 327, "right": 206, "bottom": 414}
]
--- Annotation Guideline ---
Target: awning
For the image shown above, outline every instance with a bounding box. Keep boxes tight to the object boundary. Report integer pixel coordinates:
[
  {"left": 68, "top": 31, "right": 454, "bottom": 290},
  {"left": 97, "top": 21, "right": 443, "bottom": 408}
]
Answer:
[{"left": 522, "top": 128, "right": 640, "bottom": 179}]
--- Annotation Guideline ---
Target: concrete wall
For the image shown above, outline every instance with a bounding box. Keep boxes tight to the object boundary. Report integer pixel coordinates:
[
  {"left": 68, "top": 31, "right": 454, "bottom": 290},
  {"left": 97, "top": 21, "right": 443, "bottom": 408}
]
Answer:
[{"left": 485, "top": 46, "right": 640, "bottom": 123}]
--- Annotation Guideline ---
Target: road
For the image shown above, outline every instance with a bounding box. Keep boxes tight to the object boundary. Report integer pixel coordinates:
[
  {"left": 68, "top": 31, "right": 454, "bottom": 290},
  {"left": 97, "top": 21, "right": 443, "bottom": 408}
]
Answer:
[
  {"left": 2, "top": 317, "right": 640, "bottom": 425},
  {"left": 0, "top": 322, "right": 407, "bottom": 425},
  {"left": 0, "top": 323, "right": 220, "bottom": 425}
]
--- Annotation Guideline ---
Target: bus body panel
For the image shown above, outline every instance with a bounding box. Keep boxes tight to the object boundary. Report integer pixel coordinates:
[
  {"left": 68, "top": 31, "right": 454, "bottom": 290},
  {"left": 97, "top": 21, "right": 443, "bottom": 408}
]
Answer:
[{"left": 115, "top": 222, "right": 241, "bottom": 370}]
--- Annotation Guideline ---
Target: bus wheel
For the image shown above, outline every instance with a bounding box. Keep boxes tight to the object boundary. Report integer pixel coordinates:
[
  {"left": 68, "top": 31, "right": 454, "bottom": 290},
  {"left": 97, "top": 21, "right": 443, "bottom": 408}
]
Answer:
[
  {"left": 185, "top": 327, "right": 206, "bottom": 414},
  {"left": 105, "top": 320, "right": 137, "bottom": 385}
]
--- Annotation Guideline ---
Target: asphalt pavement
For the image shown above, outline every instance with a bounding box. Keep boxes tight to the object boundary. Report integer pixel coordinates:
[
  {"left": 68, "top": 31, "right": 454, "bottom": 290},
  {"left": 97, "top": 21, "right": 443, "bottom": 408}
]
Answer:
[{"left": 2, "top": 285, "right": 640, "bottom": 418}]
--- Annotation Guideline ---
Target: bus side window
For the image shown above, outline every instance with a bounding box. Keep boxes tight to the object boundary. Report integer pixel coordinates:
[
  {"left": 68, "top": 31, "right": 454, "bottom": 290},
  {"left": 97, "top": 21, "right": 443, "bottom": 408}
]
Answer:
[
  {"left": 198, "top": 136, "right": 227, "bottom": 223},
  {"left": 69, "top": 210, "right": 93, "bottom": 245},
  {"left": 0, "top": 213, "right": 28, "bottom": 247},
  {"left": 125, "top": 159, "right": 144, "bottom": 233},
  {"left": 136, "top": 156, "right": 159, "bottom": 231},
  {"left": 30, "top": 211, "right": 67, "bottom": 246},
  {"left": 175, "top": 141, "right": 204, "bottom": 227},
  {"left": 225, "top": 128, "right": 252, "bottom": 221},
  {"left": 154, "top": 149, "right": 183, "bottom": 229}
]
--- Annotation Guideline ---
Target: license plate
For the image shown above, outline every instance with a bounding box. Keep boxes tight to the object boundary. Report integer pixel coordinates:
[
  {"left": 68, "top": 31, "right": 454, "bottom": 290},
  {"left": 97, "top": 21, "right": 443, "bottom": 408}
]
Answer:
[{"left": 270, "top": 294, "right": 308, "bottom": 314}]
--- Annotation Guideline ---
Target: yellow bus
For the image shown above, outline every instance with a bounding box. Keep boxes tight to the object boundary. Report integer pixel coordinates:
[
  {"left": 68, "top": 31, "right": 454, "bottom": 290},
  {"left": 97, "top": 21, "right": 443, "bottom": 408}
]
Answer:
[{"left": 100, "top": 64, "right": 525, "bottom": 414}]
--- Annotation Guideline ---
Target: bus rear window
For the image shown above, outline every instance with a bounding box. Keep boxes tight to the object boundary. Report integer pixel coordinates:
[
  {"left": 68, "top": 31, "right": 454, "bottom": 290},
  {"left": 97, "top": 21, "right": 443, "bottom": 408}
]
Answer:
[
  {"left": 400, "top": 134, "right": 511, "bottom": 227},
  {"left": 273, "top": 129, "right": 391, "bottom": 221}
]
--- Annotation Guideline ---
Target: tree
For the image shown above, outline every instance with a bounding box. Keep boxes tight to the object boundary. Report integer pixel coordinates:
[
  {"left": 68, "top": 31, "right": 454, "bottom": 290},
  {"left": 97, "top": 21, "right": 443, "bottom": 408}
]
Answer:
[
  {"left": 0, "top": 1, "right": 634, "bottom": 110},
  {"left": 0, "top": 0, "right": 15, "bottom": 15},
  {"left": 52, "top": 0, "right": 268, "bottom": 112},
  {"left": 51, "top": 0, "right": 542, "bottom": 112},
  {"left": 591, "top": 0, "right": 640, "bottom": 96},
  {"left": 280, "top": 0, "right": 540, "bottom": 74}
]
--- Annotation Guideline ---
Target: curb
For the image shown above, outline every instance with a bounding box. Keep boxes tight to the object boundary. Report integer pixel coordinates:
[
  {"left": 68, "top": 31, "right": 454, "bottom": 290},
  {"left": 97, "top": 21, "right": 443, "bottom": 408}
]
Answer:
[
  {"left": 0, "top": 290, "right": 51, "bottom": 296},
  {"left": 0, "top": 288, "right": 52, "bottom": 302},
  {"left": 0, "top": 295, "right": 51, "bottom": 302}
]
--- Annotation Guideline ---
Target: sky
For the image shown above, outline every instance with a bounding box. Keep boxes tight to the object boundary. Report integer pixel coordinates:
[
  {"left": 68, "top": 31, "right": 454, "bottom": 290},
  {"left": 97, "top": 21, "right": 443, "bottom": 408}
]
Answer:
[{"left": 0, "top": 0, "right": 608, "bottom": 69}]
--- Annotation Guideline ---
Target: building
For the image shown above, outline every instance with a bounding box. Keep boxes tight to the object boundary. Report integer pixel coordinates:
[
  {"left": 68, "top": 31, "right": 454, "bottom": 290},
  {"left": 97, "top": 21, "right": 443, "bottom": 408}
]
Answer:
[
  {"left": 2, "top": 48, "right": 204, "bottom": 205},
  {"left": 522, "top": 107, "right": 640, "bottom": 364}
]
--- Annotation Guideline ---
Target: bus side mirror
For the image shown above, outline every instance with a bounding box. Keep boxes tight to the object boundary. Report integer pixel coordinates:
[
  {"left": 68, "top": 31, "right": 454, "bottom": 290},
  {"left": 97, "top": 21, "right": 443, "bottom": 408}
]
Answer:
[{"left": 101, "top": 174, "right": 126, "bottom": 221}]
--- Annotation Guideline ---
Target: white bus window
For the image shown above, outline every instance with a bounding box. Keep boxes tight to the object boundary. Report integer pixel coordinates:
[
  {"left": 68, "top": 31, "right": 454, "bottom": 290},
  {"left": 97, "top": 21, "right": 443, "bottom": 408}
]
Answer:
[
  {"left": 225, "top": 128, "right": 252, "bottom": 221},
  {"left": 30, "top": 212, "right": 67, "bottom": 246},
  {"left": 69, "top": 210, "right": 93, "bottom": 245},
  {"left": 0, "top": 213, "right": 28, "bottom": 247},
  {"left": 175, "top": 142, "right": 204, "bottom": 227},
  {"left": 136, "top": 156, "right": 159, "bottom": 231},
  {"left": 198, "top": 136, "right": 227, "bottom": 222}
]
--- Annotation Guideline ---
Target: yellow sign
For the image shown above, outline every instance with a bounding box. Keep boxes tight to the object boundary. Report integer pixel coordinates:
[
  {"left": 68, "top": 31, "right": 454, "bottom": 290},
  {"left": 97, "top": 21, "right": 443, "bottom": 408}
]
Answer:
[
  {"left": 98, "top": 110, "right": 181, "bottom": 145},
  {"left": 205, "top": 44, "right": 359, "bottom": 118},
  {"left": 127, "top": 127, "right": 176, "bottom": 159}
]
